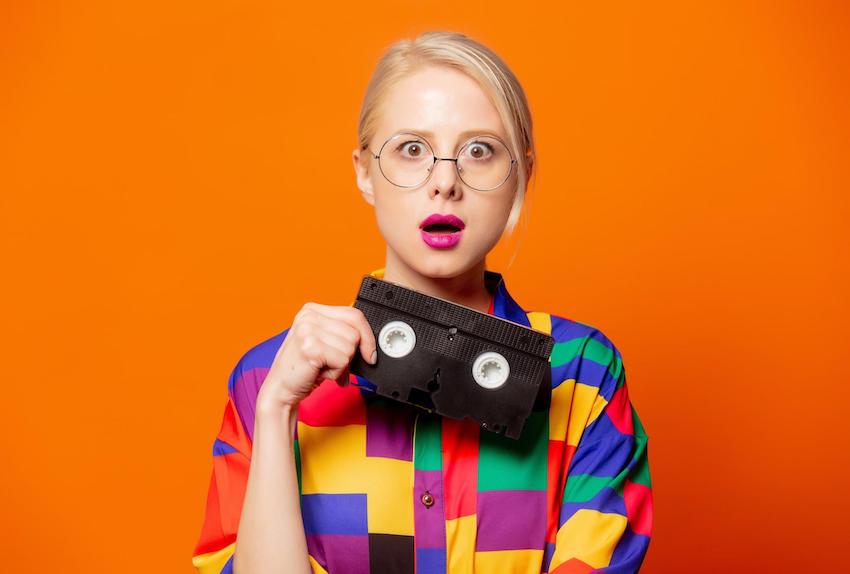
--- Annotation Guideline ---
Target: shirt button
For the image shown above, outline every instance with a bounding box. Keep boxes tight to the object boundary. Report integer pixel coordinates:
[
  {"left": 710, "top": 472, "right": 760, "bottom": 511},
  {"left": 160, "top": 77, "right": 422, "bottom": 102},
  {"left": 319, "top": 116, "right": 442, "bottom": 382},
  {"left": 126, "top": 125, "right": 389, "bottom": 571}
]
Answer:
[{"left": 420, "top": 491, "right": 435, "bottom": 508}]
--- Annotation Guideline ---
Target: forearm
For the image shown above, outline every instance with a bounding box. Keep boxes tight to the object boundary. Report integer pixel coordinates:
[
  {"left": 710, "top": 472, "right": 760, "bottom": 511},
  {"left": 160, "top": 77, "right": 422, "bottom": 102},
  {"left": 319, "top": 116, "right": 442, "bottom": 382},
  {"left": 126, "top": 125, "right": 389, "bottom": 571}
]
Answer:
[{"left": 233, "top": 405, "right": 312, "bottom": 574}]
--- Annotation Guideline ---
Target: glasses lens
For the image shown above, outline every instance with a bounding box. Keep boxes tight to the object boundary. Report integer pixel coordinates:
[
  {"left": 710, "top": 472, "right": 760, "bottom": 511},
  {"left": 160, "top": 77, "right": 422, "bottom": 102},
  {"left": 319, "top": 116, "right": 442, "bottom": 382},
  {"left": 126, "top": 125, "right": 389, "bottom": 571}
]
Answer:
[
  {"left": 378, "top": 133, "right": 433, "bottom": 187},
  {"left": 457, "top": 136, "right": 513, "bottom": 191},
  {"left": 376, "top": 132, "right": 515, "bottom": 190}
]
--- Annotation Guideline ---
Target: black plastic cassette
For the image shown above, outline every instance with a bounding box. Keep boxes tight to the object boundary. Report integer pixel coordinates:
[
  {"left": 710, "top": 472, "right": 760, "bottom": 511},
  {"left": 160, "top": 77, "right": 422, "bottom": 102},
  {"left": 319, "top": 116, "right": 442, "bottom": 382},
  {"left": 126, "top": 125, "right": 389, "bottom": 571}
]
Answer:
[{"left": 349, "top": 275, "right": 555, "bottom": 439}]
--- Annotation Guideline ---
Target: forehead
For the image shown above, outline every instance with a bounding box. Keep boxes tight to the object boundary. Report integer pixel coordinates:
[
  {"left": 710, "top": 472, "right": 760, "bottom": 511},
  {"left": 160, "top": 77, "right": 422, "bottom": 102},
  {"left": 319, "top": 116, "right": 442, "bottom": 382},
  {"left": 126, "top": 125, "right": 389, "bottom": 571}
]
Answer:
[{"left": 376, "top": 66, "right": 508, "bottom": 144}]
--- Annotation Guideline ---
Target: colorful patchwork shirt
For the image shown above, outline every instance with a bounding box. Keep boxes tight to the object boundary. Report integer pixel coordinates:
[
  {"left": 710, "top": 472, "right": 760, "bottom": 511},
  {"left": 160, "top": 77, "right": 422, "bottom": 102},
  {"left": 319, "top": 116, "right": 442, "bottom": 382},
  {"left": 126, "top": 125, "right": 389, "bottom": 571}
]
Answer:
[{"left": 192, "top": 267, "right": 653, "bottom": 573}]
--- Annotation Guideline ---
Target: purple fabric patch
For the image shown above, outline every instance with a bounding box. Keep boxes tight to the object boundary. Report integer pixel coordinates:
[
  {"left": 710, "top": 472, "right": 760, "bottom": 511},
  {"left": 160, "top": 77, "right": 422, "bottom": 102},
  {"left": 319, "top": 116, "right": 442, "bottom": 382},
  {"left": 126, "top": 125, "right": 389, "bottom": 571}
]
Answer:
[
  {"left": 413, "top": 469, "right": 447, "bottom": 549},
  {"left": 475, "top": 489, "right": 547, "bottom": 551},
  {"left": 305, "top": 533, "right": 370, "bottom": 574},
  {"left": 366, "top": 400, "right": 414, "bottom": 460},
  {"left": 231, "top": 366, "right": 269, "bottom": 442}
]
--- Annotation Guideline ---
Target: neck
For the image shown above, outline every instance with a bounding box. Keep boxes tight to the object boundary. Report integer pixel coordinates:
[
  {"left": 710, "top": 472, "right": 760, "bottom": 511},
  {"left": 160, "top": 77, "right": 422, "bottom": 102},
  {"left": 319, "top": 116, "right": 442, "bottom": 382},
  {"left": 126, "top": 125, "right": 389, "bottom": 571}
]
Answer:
[{"left": 382, "top": 247, "right": 493, "bottom": 314}]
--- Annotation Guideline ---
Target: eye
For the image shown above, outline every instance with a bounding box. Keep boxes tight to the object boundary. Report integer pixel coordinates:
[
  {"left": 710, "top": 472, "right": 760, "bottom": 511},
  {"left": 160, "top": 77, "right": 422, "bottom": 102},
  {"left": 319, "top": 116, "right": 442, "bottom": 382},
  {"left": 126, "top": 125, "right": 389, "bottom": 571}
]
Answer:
[
  {"left": 395, "top": 140, "right": 428, "bottom": 158},
  {"left": 464, "top": 141, "right": 494, "bottom": 160}
]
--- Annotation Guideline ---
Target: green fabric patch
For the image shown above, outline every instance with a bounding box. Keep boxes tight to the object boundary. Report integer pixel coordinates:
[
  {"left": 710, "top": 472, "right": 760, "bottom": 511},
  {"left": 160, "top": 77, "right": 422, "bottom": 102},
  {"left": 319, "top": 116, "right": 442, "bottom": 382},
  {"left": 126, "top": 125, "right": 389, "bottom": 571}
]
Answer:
[
  {"left": 413, "top": 412, "right": 443, "bottom": 471},
  {"left": 478, "top": 410, "right": 548, "bottom": 491},
  {"left": 631, "top": 404, "right": 647, "bottom": 438},
  {"left": 551, "top": 336, "right": 623, "bottom": 384},
  {"left": 630, "top": 436, "right": 652, "bottom": 488},
  {"left": 294, "top": 438, "right": 302, "bottom": 495},
  {"left": 563, "top": 474, "right": 611, "bottom": 503},
  {"left": 550, "top": 338, "right": 583, "bottom": 367}
]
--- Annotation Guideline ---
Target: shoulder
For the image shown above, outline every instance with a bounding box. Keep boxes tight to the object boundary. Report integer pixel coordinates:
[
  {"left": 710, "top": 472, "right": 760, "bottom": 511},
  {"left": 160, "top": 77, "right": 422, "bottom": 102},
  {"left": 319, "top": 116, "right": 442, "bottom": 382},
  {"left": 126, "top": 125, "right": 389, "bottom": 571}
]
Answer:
[
  {"left": 528, "top": 309, "right": 625, "bottom": 403},
  {"left": 227, "top": 327, "right": 291, "bottom": 394},
  {"left": 225, "top": 326, "right": 292, "bottom": 439},
  {"left": 531, "top": 310, "right": 644, "bottom": 446}
]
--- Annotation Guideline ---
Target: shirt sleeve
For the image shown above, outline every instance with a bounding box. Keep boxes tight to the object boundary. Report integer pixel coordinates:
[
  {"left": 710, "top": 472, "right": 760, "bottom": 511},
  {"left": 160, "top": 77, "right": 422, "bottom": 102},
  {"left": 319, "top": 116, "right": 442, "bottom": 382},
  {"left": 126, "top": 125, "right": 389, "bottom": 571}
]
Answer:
[
  {"left": 546, "top": 332, "right": 653, "bottom": 574},
  {"left": 191, "top": 363, "right": 253, "bottom": 574}
]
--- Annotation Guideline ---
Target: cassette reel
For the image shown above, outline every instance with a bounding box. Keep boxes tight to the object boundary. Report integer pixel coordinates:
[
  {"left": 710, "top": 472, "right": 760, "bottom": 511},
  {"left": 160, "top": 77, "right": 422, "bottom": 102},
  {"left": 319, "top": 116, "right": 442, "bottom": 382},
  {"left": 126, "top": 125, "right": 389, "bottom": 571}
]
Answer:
[{"left": 348, "top": 275, "right": 555, "bottom": 439}]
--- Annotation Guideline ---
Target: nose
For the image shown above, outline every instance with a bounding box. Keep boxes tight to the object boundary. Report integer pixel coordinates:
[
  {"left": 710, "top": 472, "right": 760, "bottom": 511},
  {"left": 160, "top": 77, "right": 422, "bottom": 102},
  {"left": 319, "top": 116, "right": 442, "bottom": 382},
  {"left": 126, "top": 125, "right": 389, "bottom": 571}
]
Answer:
[{"left": 427, "top": 157, "right": 461, "bottom": 199}]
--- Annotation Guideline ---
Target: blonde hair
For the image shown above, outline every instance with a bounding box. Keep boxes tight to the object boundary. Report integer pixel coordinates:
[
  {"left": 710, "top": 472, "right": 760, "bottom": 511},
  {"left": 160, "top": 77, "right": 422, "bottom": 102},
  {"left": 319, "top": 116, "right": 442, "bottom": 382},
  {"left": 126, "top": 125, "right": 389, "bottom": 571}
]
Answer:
[{"left": 356, "top": 30, "right": 536, "bottom": 249}]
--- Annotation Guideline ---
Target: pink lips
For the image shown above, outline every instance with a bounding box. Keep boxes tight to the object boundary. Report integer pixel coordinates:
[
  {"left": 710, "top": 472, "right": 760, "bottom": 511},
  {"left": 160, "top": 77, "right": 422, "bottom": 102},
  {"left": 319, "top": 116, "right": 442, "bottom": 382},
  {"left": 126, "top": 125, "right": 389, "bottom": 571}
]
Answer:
[{"left": 419, "top": 213, "right": 465, "bottom": 249}]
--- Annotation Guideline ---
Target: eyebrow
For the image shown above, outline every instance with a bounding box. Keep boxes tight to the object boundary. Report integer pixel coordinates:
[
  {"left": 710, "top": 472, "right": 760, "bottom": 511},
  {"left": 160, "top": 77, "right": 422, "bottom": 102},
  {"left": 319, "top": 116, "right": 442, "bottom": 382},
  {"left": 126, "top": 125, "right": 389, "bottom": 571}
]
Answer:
[{"left": 396, "top": 128, "right": 504, "bottom": 141}]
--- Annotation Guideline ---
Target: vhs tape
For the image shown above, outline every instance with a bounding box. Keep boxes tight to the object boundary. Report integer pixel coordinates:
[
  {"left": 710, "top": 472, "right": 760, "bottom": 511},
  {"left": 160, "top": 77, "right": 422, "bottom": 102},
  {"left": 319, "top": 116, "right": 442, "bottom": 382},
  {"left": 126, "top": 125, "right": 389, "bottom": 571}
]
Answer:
[{"left": 349, "top": 275, "right": 555, "bottom": 439}]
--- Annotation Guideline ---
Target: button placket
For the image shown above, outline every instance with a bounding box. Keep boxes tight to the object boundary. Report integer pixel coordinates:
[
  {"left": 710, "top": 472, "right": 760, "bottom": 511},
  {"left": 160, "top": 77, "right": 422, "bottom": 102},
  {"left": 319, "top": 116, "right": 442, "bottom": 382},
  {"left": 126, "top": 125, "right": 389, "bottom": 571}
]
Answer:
[{"left": 411, "top": 412, "right": 447, "bottom": 569}]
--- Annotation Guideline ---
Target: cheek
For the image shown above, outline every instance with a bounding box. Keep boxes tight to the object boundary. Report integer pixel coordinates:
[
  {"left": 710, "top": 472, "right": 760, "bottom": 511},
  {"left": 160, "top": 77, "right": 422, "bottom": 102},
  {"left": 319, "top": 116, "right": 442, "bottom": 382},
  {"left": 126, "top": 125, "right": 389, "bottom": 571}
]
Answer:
[
  {"left": 468, "top": 196, "right": 515, "bottom": 246},
  {"left": 373, "top": 188, "right": 414, "bottom": 235}
]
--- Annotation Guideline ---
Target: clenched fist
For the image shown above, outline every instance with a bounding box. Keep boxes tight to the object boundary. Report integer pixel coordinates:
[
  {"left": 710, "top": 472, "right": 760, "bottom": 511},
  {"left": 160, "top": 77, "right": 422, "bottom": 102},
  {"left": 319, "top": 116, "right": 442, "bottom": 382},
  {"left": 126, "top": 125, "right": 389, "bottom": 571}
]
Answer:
[{"left": 256, "top": 302, "right": 377, "bottom": 417}]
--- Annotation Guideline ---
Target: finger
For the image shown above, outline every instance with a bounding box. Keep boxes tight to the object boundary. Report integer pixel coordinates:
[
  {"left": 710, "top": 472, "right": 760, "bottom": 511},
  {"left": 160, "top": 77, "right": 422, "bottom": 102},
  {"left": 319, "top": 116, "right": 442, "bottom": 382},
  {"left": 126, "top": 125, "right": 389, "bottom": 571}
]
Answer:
[
  {"left": 309, "top": 304, "right": 377, "bottom": 365},
  {"left": 313, "top": 331, "right": 356, "bottom": 383},
  {"left": 302, "top": 313, "right": 360, "bottom": 350},
  {"left": 300, "top": 332, "right": 349, "bottom": 381}
]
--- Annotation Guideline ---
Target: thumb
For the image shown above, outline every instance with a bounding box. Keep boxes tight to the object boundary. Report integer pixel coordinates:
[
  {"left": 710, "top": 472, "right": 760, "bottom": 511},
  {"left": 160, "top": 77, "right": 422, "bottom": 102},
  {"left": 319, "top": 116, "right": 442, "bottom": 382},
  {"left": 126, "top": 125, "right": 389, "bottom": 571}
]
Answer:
[{"left": 335, "top": 365, "right": 351, "bottom": 387}]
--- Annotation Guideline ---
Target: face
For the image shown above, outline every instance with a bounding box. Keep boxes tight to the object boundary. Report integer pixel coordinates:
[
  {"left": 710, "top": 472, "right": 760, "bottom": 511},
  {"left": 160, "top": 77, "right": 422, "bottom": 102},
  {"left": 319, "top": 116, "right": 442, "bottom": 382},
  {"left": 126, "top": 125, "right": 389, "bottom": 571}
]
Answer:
[{"left": 352, "top": 65, "right": 518, "bottom": 280}]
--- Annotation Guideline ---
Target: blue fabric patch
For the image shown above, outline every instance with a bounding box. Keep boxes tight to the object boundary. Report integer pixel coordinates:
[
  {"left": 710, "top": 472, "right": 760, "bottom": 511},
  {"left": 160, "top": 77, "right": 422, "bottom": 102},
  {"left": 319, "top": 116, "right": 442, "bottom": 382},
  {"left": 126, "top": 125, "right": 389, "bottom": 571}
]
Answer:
[
  {"left": 212, "top": 438, "right": 239, "bottom": 457},
  {"left": 301, "top": 493, "right": 368, "bottom": 535},
  {"left": 416, "top": 547, "right": 447, "bottom": 574}
]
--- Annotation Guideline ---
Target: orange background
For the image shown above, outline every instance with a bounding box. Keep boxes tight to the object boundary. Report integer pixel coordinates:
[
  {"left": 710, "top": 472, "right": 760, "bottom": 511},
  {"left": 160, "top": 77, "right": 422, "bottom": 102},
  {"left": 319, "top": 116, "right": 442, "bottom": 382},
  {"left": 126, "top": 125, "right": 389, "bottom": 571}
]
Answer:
[{"left": 1, "top": 1, "right": 848, "bottom": 572}]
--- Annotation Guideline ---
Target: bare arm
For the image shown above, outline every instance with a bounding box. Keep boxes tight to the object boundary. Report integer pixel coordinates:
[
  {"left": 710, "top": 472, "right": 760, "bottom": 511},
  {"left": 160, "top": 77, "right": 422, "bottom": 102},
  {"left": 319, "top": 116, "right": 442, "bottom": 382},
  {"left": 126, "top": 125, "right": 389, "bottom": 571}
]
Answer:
[
  {"left": 232, "top": 405, "right": 311, "bottom": 574},
  {"left": 230, "top": 302, "right": 377, "bottom": 574}
]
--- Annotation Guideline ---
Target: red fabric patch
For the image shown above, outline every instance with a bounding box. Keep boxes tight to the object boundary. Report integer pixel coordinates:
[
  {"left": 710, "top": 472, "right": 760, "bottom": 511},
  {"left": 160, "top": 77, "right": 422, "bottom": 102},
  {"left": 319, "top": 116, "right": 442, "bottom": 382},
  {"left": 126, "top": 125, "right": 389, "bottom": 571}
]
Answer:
[
  {"left": 549, "top": 557, "right": 595, "bottom": 574},
  {"left": 193, "top": 397, "right": 251, "bottom": 556},
  {"left": 442, "top": 417, "right": 480, "bottom": 520},
  {"left": 217, "top": 396, "right": 252, "bottom": 458},
  {"left": 623, "top": 479, "right": 653, "bottom": 537},
  {"left": 546, "top": 441, "right": 577, "bottom": 543},
  {"left": 298, "top": 379, "right": 367, "bottom": 426},
  {"left": 546, "top": 440, "right": 564, "bottom": 542},
  {"left": 604, "top": 384, "right": 634, "bottom": 436}
]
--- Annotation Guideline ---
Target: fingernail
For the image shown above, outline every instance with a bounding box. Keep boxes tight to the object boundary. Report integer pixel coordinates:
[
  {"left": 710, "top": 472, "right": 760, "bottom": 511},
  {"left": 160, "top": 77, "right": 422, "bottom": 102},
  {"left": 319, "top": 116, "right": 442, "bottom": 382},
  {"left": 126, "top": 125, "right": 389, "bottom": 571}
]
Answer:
[{"left": 370, "top": 350, "right": 377, "bottom": 365}]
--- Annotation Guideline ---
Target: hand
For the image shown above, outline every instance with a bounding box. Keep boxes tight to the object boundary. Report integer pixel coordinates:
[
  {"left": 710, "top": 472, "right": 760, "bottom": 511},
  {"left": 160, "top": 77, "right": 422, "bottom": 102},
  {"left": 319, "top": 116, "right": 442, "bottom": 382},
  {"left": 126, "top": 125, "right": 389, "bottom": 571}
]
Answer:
[{"left": 256, "top": 302, "right": 377, "bottom": 417}]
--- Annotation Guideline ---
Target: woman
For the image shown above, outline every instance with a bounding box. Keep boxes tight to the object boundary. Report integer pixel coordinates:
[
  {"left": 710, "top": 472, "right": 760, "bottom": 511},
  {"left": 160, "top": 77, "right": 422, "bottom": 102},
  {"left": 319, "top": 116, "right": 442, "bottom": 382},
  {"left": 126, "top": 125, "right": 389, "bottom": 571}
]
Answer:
[{"left": 192, "top": 31, "right": 653, "bottom": 574}]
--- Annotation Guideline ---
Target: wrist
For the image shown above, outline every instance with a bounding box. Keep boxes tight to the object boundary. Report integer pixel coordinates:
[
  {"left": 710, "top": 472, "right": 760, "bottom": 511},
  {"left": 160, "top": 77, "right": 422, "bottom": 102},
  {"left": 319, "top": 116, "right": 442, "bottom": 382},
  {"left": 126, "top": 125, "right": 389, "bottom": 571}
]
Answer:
[{"left": 255, "top": 402, "right": 299, "bottom": 440}]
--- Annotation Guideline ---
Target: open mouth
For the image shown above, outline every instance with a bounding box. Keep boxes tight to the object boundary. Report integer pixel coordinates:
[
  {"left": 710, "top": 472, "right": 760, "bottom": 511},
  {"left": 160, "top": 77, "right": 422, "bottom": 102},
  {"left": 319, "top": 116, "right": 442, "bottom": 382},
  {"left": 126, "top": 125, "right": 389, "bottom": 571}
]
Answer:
[
  {"left": 423, "top": 223, "right": 462, "bottom": 235},
  {"left": 419, "top": 214, "right": 465, "bottom": 248}
]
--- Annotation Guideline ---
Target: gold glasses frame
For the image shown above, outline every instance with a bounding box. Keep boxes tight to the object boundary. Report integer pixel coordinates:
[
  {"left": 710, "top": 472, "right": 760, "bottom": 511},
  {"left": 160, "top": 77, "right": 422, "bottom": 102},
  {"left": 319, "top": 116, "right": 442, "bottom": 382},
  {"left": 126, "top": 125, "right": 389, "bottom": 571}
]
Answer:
[{"left": 363, "top": 131, "right": 517, "bottom": 192}]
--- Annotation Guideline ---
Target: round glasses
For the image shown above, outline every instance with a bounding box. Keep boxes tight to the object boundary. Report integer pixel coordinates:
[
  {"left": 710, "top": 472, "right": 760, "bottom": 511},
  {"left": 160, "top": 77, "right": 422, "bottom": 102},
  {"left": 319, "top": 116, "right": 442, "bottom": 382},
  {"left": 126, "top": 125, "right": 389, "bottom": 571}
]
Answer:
[{"left": 365, "top": 132, "right": 517, "bottom": 191}]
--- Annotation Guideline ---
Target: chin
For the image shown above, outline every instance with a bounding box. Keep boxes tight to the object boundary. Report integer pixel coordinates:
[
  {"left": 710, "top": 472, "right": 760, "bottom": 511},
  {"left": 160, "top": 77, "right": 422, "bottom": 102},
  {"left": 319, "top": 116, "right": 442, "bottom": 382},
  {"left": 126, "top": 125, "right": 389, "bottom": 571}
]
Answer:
[{"left": 415, "top": 253, "right": 482, "bottom": 280}]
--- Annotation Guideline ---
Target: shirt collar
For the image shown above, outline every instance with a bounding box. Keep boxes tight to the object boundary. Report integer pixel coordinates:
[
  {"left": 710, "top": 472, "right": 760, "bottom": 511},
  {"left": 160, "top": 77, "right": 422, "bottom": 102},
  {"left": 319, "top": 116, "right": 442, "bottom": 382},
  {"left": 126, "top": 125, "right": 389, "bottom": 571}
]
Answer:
[{"left": 367, "top": 267, "right": 530, "bottom": 328}]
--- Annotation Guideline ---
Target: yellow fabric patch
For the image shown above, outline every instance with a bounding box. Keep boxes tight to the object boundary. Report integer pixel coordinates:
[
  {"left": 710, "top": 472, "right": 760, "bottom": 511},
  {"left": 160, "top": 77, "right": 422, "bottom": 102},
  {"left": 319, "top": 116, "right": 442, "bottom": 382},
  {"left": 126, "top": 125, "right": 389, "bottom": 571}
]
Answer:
[
  {"left": 586, "top": 393, "right": 608, "bottom": 429},
  {"left": 298, "top": 423, "right": 368, "bottom": 494},
  {"left": 308, "top": 555, "right": 329, "bottom": 574},
  {"left": 566, "top": 383, "right": 601, "bottom": 447},
  {"left": 298, "top": 422, "right": 414, "bottom": 534},
  {"left": 549, "top": 509, "right": 628, "bottom": 569},
  {"left": 365, "top": 457, "right": 415, "bottom": 535},
  {"left": 191, "top": 542, "right": 234, "bottom": 573},
  {"left": 549, "top": 378, "right": 576, "bottom": 441},
  {"left": 474, "top": 549, "right": 545, "bottom": 574},
  {"left": 527, "top": 311, "right": 552, "bottom": 335},
  {"left": 446, "top": 514, "right": 477, "bottom": 574}
]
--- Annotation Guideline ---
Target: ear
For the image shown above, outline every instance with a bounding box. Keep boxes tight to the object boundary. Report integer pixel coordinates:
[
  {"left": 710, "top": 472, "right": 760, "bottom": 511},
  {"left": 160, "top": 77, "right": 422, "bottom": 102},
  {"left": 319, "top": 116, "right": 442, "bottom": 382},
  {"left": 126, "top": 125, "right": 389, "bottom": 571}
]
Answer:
[{"left": 352, "top": 147, "right": 375, "bottom": 206}]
